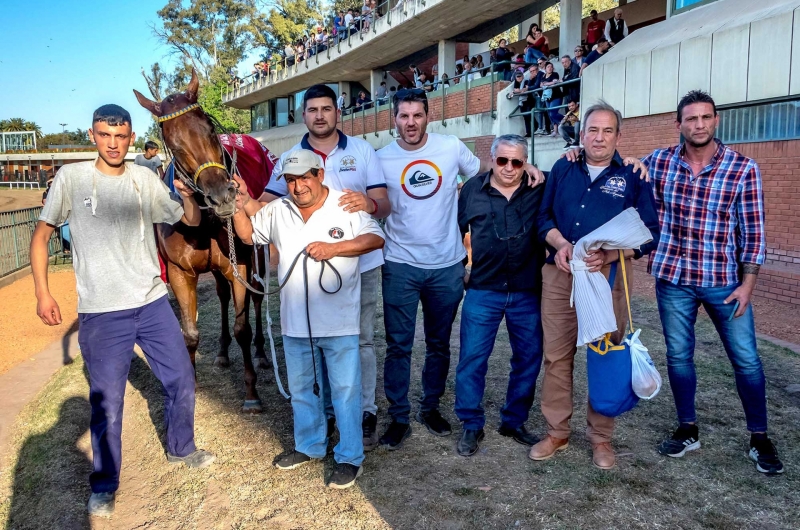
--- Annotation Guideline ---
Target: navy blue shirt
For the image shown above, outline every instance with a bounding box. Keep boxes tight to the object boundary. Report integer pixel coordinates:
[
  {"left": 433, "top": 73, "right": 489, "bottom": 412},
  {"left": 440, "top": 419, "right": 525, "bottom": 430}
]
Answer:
[
  {"left": 584, "top": 49, "right": 605, "bottom": 67},
  {"left": 537, "top": 151, "right": 660, "bottom": 264}
]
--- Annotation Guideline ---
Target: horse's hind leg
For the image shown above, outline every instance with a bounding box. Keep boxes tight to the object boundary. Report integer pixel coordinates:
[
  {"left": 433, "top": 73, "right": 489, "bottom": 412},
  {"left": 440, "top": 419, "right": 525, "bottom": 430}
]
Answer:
[
  {"left": 169, "top": 263, "right": 200, "bottom": 370},
  {"left": 212, "top": 270, "right": 232, "bottom": 368}
]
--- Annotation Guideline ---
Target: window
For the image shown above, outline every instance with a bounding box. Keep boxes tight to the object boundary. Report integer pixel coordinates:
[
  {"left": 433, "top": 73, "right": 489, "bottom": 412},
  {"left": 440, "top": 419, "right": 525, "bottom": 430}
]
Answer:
[
  {"left": 672, "top": 0, "right": 718, "bottom": 15},
  {"left": 251, "top": 101, "right": 269, "bottom": 131},
  {"left": 717, "top": 99, "right": 800, "bottom": 145}
]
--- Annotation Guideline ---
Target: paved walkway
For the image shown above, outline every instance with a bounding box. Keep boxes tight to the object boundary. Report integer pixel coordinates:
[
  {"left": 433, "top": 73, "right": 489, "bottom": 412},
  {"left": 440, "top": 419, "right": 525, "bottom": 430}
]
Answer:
[{"left": 0, "top": 331, "right": 80, "bottom": 459}]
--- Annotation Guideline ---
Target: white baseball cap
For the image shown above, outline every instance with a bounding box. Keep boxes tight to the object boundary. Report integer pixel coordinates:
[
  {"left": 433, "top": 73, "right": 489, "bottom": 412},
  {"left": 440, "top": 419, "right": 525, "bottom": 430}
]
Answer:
[{"left": 278, "top": 149, "right": 322, "bottom": 179}]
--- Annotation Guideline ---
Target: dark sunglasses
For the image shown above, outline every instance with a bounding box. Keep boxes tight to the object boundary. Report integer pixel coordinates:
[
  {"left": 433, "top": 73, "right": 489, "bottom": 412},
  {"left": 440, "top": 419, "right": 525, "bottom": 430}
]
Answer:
[
  {"left": 496, "top": 157, "right": 525, "bottom": 169},
  {"left": 490, "top": 203, "right": 529, "bottom": 242}
]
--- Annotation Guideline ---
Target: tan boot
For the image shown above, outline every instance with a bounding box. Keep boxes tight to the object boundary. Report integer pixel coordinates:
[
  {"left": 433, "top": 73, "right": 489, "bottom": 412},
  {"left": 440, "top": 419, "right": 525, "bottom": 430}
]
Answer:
[
  {"left": 528, "top": 435, "right": 569, "bottom": 461},
  {"left": 591, "top": 442, "right": 616, "bottom": 470}
]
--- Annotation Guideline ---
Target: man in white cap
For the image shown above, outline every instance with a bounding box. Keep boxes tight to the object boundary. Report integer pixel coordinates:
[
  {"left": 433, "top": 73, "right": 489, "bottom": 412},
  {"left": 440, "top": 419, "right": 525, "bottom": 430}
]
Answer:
[{"left": 232, "top": 149, "right": 384, "bottom": 490}]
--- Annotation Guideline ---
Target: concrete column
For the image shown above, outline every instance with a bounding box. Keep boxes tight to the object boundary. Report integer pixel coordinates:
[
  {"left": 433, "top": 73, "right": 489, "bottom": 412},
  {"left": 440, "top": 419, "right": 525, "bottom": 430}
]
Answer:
[
  {"left": 559, "top": 0, "right": 582, "bottom": 56},
  {"left": 438, "top": 39, "right": 456, "bottom": 82},
  {"left": 369, "top": 70, "right": 384, "bottom": 98}
]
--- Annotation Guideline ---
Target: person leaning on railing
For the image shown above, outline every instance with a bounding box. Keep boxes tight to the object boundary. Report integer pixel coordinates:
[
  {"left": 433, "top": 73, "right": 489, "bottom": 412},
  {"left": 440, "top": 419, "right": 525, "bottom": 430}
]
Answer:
[{"left": 540, "top": 62, "right": 563, "bottom": 136}]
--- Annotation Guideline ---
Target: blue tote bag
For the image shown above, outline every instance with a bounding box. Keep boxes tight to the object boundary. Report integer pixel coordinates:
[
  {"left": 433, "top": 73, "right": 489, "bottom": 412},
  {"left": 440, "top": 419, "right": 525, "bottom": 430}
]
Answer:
[{"left": 586, "top": 252, "right": 639, "bottom": 417}]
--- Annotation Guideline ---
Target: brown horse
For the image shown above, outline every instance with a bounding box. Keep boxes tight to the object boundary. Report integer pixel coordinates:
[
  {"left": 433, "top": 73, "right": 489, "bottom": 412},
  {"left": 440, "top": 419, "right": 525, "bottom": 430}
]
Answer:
[{"left": 134, "top": 71, "right": 266, "bottom": 413}]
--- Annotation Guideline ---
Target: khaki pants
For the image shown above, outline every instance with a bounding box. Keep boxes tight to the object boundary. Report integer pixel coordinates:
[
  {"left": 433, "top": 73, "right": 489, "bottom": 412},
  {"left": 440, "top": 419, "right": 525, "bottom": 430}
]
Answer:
[{"left": 540, "top": 261, "right": 632, "bottom": 443}]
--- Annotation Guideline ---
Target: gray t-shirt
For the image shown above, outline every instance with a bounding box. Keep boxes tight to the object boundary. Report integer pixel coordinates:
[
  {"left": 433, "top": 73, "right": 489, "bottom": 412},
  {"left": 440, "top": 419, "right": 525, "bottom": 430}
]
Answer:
[
  {"left": 40, "top": 161, "right": 184, "bottom": 313},
  {"left": 134, "top": 154, "right": 163, "bottom": 174}
]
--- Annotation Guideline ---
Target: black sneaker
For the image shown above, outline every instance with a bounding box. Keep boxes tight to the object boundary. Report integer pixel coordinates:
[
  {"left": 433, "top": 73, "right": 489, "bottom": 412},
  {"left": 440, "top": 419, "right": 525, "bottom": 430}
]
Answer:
[
  {"left": 327, "top": 463, "right": 363, "bottom": 489},
  {"left": 362, "top": 412, "right": 379, "bottom": 452},
  {"left": 658, "top": 423, "right": 700, "bottom": 458},
  {"left": 87, "top": 492, "right": 115, "bottom": 517},
  {"left": 274, "top": 450, "right": 315, "bottom": 470},
  {"left": 749, "top": 434, "right": 785, "bottom": 475},
  {"left": 457, "top": 429, "right": 485, "bottom": 457},
  {"left": 379, "top": 421, "right": 412, "bottom": 450},
  {"left": 167, "top": 449, "right": 216, "bottom": 468},
  {"left": 415, "top": 410, "right": 452, "bottom": 437}
]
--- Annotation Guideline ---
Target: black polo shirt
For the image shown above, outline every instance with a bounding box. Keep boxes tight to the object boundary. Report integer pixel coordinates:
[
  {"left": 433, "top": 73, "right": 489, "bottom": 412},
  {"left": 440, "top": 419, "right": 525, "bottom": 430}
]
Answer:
[
  {"left": 536, "top": 152, "right": 660, "bottom": 264},
  {"left": 458, "top": 171, "right": 545, "bottom": 292}
]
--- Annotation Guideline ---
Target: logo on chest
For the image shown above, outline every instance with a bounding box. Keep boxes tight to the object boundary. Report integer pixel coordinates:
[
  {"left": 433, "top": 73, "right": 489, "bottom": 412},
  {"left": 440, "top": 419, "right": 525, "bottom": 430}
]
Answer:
[
  {"left": 400, "top": 160, "right": 443, "bottom": 200},
  {"left": 600, "top": 175, "right": 626, "bottom": 198},
  {"left": 339, "top": 155, "right": 357, "bottom": 172},
  {"left": 328, "top": 227, "right": 344, "bottom": 239}
]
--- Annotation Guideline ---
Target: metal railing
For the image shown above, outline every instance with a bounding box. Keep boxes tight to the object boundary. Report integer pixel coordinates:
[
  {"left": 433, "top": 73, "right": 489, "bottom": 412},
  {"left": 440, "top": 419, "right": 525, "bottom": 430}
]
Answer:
[
  {"left": 0, "top": 182, "right": 40, "bottom": 189},
  {"left": 0, "top": 206, "right": 64, "bottom": 277}
]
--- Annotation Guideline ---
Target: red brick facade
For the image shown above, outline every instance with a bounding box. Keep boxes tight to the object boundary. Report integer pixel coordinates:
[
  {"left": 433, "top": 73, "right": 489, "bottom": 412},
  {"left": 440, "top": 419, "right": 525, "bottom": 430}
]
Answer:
[{"left": 618, "top": 112, "right": 800, "bottom": 305}]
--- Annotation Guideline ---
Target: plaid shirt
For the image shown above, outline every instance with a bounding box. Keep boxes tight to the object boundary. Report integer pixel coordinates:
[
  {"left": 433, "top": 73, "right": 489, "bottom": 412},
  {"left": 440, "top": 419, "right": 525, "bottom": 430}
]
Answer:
[{"left": 643, "top": 140, "right": 766, "bottom": 287}]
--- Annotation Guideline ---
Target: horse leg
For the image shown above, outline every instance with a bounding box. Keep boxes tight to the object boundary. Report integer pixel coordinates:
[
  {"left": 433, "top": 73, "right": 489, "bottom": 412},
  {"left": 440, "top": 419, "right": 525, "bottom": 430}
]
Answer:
[
  {"left": 230, "top": 265, "right": 261, "bottom": 413},
  {"left": 252, "top": 247, "right": 269, "bottom": 371},
  {"left": 212, "top": 270, "right": 233, "bottom": 368},
  {"left": 168, "top": 263, "right": 200, "bottom": 370}
]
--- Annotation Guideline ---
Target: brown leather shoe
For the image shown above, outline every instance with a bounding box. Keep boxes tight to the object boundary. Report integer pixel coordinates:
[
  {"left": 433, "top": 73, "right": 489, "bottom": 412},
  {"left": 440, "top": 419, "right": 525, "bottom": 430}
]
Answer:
[
  {"left": 591, "top": 442, "right": 616, "bottom": 470},
  {"left": 528, "top": 435, "right": 569, "bottom": 461}
]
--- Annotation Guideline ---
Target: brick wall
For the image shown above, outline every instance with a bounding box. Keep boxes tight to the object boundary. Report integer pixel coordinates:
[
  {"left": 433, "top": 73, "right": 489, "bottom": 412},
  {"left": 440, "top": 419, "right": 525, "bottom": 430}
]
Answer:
[{"left": 619, "top": 112, "right": 800, "bottom": 305}]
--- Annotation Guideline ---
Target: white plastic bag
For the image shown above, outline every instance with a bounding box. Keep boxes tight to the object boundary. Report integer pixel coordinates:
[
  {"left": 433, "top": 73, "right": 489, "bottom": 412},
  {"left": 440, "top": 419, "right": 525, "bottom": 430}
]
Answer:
[{"left": 625, "top": 329, "right": 662, "bottom": 400}]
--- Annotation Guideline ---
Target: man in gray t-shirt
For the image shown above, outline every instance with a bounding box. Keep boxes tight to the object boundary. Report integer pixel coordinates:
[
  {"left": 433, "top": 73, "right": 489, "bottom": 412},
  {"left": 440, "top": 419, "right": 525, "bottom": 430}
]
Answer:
[
  {"left": 134, "top": 140, "right": 164, "bottom": 178},
  {"left": 30, "top": 104, "right": 214, "bottom": 518}
]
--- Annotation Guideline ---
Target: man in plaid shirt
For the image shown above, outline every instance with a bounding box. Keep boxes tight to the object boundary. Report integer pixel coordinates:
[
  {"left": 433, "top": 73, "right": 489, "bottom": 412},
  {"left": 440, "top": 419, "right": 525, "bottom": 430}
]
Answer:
[{"left": 643, "top": 91, "right": 783, "bottom": 475}]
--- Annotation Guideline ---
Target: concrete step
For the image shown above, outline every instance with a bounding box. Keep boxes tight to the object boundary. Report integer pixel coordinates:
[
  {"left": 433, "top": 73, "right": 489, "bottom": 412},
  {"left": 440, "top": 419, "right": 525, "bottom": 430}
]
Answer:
[{"left": 530, "top": 135, "right": 572, "bottom": 172}]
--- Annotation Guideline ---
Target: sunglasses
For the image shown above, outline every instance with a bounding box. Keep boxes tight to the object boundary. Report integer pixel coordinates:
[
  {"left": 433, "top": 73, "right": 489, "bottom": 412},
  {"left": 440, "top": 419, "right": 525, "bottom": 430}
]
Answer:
[{"left": 496, "top": 157, "right": 525, "bottom": 169}]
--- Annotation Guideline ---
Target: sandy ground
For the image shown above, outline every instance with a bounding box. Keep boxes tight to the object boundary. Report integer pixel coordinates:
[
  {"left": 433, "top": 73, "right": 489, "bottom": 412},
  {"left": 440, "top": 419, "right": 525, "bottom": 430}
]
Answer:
[
  {"left": 0, "top": 267, "right": 78, "bottom": 376},
  {"left": 0, "top": 190, "right": 44, "bottom": 213}
]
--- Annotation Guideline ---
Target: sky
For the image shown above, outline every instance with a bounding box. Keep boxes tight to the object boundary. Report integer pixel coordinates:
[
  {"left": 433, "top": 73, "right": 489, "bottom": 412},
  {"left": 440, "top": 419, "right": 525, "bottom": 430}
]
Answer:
[{"left": 0, "top": 1, "right": 261, "bottom": 139}]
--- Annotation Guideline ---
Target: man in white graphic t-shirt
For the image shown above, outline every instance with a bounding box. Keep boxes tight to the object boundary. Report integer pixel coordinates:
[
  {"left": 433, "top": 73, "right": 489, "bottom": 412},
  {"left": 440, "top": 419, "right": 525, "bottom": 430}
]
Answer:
[{"left": 376, "top": 88, "right": 545, "bottom": 450}]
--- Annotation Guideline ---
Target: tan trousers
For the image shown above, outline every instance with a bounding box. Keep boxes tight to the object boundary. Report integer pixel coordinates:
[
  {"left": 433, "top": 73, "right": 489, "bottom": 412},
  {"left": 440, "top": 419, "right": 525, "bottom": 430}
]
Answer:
[{"left": 540, "top": 261, "right": 632, "bottom": 444}]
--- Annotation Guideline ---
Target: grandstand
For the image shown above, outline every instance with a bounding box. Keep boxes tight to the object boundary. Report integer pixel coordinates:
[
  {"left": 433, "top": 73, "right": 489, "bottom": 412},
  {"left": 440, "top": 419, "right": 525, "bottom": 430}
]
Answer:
[{"left": 223, "top": 0, "right": 800, "bottom": 307}]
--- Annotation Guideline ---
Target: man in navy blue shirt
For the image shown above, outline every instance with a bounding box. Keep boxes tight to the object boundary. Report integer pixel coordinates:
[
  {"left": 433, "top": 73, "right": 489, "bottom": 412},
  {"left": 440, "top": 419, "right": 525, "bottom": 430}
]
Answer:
[
  {"left": 530, "top": 101, "right": 660, "bottom": 471},
  {"left": 580, "top": 40, "right": 611, "bottom": 76}
]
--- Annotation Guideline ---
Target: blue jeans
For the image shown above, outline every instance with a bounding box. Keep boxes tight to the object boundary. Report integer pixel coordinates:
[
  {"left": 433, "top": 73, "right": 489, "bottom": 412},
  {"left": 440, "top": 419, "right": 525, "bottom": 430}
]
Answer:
[
  {"left": 525, "top": 47, "right": 544, "bottom": 63},
  {"left": 455, "top": 289, "right": 543, "bottom": 430},
  {"left": 547, "top": 98, "right": 563, "bottom": 128},
  {"left": 655, "top": 279, "right": 768, "bottom": 432},
  {"left": 283, "top": 335, "right": 364, "bottom": 466},
  {"left": 383, "top": 260, "right": 465, "bottom": 423},
  {"left": 78, "top": 295, "right": 196, "bottom": 493}
]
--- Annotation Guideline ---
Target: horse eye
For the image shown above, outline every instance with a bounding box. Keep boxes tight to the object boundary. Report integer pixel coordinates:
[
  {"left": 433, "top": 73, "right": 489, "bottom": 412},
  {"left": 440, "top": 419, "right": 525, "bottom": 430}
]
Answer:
[{"left": 167, "top": 96, "right": 174, "bottom": 103}]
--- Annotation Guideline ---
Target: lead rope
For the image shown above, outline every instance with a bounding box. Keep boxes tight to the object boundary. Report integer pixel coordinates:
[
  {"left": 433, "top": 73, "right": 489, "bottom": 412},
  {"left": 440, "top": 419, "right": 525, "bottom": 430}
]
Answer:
[{"left": 225, "top": 217, "right": 343, "bottom": 398}]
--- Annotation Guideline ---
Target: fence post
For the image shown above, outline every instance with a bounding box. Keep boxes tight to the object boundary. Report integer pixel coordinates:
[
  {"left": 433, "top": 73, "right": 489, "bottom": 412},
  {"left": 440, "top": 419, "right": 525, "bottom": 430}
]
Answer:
[
  {"left": 464, "top": 78, "right": 470, "bottom": 124},
  {"left": 441, "top": 82, "right": 447, "bottom": 127},
  {"left": 374, "top": 104, "right": 379, "bottom": 136},
  {"left": 10, "top": 212, "right": 20, "bottom": 270},
  {"left": 490, "top": 63, "right": 496, "bottom": 119}
]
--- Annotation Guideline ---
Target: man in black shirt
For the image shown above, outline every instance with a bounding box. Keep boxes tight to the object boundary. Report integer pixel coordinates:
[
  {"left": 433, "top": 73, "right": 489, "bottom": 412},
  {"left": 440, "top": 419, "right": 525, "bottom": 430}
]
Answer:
[{"left": 455, "top": 134, "right": 545, "bottom": 456}]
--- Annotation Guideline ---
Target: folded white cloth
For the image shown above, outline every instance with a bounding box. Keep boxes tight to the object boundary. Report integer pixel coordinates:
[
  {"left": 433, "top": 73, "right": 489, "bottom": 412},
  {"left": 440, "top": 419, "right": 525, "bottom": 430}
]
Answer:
[{"left": 569, "top": 208, "right": 653, "bottom": 346}]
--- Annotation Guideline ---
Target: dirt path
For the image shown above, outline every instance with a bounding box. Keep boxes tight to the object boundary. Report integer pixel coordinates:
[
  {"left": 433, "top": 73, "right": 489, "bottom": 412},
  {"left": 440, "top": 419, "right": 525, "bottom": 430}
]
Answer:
[
  {"left": 0, "top": 267, "right": 78, "bottom": 376},
  {"left": 0, "top": 189, "right": 44, "bottom": 212},
  {"left": 0, "top": 278, "right": 798, "bottom": 529}
]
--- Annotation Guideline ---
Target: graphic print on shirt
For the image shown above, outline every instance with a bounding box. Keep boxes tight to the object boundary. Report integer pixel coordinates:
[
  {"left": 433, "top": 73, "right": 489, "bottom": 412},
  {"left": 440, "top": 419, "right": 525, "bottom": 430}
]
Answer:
[
  {"left": 328, "top": 227, "right": 344, "bottom": 239},
  {"left": 339, "top": 155, "right": 357, "bottom": 172},
  {"left": 600, "top": 175, "right": 626, "bottom": 198},
  {"left": 400, "top": 160, "right": 443, "bottom": 200}
]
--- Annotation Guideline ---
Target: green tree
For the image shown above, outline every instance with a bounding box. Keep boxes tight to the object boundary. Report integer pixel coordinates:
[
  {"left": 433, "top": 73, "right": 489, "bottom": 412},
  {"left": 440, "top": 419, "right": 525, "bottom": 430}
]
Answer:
[
  {"left": 264, "top": 0, "right": 325, "bottom": 55},
  {"left": 490, "top": 26, "right": 519, "bottom": 49},
  {"left": 198, "top": 67, "right": 251, "bottom": 133},
  {"left": 152, "top": 0, "right": 270, "bottom": 77}
]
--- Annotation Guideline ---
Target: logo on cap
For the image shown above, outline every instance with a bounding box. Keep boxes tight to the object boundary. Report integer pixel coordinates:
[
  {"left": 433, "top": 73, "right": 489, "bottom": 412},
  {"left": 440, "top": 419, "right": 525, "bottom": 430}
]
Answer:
[{"left": 329, "top": 227, "right": 344, "bottom": 239}]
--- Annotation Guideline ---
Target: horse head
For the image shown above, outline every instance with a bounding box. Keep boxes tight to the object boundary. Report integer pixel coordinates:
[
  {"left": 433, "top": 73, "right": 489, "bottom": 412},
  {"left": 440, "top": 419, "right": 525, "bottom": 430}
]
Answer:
[{"left": 133, "top": 70, "right": 237, "bottom": 219}]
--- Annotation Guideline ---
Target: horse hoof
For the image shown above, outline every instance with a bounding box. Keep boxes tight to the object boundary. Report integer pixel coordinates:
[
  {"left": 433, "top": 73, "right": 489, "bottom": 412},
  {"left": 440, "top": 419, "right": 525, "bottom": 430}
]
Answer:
[
  {"left": 214, "top": 356, "right": 230, "bottom": 368},
  {"left": 256, "top": 357, "right": 270, "bottom": 370},
  {"left": 242, "top": 400, "right": 263, "bottom": 414}
]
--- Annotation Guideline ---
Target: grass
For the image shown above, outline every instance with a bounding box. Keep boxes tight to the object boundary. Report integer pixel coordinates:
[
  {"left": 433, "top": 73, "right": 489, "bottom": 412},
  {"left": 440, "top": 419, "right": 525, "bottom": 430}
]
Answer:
[{"left": 0, "top": 279, "right": 798, "bottom": 529}]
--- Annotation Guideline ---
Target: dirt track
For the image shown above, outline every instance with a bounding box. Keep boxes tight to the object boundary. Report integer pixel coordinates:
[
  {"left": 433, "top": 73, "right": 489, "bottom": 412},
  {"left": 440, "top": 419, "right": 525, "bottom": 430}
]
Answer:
[
  {"left": 0, "top": 267, "right": 78, "bottom": 376},
  {"left": 0, "top": 190, "right": 43, "bottom": 213}
]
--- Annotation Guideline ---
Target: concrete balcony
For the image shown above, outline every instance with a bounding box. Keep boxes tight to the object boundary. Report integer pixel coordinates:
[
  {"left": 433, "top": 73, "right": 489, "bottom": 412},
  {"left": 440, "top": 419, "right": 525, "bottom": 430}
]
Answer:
[{"left": 223, "top": 0, "right": 556, "bottom": 108}]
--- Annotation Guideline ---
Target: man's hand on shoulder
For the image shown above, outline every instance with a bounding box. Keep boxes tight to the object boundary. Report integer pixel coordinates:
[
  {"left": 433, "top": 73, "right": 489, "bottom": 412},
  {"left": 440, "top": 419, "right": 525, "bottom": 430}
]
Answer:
[
  {"left": 623, "top": 157, "right": 650, "bottom": 182},
  {"left": 525, "top": 163, "right": 546, "bottom": 188}
]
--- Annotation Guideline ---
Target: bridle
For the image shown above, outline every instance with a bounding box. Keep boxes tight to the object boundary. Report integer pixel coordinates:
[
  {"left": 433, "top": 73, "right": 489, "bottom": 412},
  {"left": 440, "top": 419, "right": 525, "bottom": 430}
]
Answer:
[{"left": 154, "top": 102, "right": 236, "bottom": 206}]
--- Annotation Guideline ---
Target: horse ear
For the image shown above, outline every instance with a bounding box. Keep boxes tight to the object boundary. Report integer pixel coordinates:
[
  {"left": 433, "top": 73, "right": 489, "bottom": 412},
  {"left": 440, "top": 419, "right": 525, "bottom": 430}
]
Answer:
[
  {"left": 134, "top": 89, "right": 161, "bottom": 116},
  {"left": 186, "top": 69, "right": 200, "bottom": 102}
]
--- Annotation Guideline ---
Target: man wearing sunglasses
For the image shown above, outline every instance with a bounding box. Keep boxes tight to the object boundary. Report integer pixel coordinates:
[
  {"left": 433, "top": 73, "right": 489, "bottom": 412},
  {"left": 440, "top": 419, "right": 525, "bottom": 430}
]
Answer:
[
  {"left": 376, "top": 88, "right": 545, "bottom": 450},
  {"left": 454, "top": 134, "right": 545, "bottom": 456}
]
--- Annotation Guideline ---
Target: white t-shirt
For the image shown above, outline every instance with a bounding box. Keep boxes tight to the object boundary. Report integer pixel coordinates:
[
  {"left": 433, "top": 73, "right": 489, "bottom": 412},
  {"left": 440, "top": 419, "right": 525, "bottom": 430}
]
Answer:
[
  {"left": 377, "top": 133, "right": 481, "bottom": 268},
  {"left": 250, "top": 188, "right": 384, "bottom": 338},
  {"left": 265, "top": 132, "right": 387, "bottom": 273},
  {"left": 344, "top": 13, "right": 354, "bottom": 26},
  {"left": 39, "top": 161, "right": 183, "bottom": 313},
  {"left": 587, "top": 163, "right": 607, "bottom": 182}
]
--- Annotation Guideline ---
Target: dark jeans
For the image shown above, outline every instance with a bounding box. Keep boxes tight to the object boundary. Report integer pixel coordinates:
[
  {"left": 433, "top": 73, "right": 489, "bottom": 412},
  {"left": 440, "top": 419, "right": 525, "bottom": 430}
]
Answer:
[
  {"left": 382, "top": 260, "right": 465, "bottom": 423},
  {"left": 655, "top": 279, "right": 768, "bottom": 432},
  {"left": 455, "top": 289, "right": 543, "bottom": 430},
  {"left": 79, "top": 295, "right": 196, "bottom": 493},
  {"left": 547, "top": 98, "right": 563, "bottom": 129}
]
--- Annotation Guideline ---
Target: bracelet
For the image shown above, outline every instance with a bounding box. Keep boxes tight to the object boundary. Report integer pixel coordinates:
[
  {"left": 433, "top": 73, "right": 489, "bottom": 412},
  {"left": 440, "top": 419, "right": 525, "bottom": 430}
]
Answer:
[{"left": 369, "top": 197, "right": 379, "bottom": 215}]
